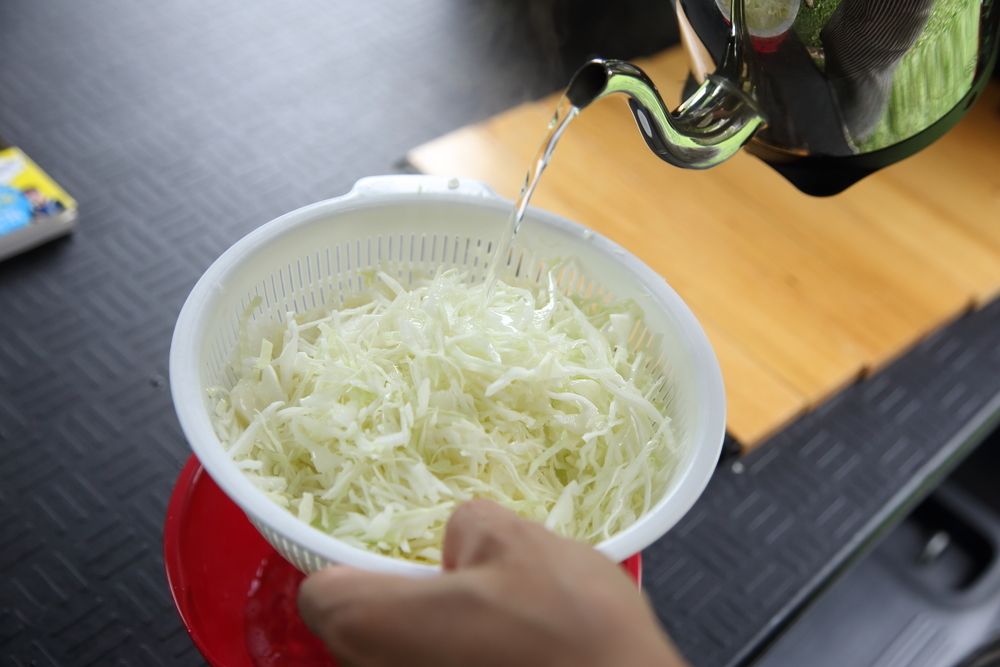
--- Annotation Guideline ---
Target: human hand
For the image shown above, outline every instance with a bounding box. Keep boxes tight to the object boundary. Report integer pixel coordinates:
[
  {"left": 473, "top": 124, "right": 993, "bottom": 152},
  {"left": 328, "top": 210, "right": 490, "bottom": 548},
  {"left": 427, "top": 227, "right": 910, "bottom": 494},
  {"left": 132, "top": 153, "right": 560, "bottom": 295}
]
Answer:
[{"left": 298, "top": 499, "right": 690, "bottom": 667}]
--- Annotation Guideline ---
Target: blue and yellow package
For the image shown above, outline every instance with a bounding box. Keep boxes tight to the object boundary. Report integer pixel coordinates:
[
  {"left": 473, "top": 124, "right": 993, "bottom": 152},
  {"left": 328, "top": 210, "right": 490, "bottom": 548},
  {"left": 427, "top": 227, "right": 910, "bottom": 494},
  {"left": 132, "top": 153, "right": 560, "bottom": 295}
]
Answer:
[
  {"left": 0, "top": 185, "right": 33, "bottom": 237},
  {"left": 0, "top": 146, "right": 78, "bottom": 260}
]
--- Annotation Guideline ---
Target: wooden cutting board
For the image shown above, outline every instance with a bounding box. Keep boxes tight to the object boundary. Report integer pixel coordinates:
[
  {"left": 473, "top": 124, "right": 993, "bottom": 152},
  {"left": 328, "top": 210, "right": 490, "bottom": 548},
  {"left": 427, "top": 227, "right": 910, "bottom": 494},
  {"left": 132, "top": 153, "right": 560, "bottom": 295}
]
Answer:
[{"left": 407, "top": 46, "right": 1000, "bottom": 449}]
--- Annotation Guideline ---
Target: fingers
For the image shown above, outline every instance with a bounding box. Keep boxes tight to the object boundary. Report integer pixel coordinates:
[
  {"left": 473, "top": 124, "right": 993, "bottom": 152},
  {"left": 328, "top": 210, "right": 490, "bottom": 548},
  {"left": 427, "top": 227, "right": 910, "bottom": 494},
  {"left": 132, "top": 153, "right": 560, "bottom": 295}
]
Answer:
[
  {"left": 298, "top": 566, "right": 420, "bottom": 654},
  {"left": 295, "top": 504, "right": 689, "bottom": 667},
  {"left": 442, "top": 498, "right": 529, "bottom": 571},
  {"left": 298, "top": 564, "right": 491, "bottom": 667},
  {"left": 299, "top": 499, "right": 525, "bottom": 655}
]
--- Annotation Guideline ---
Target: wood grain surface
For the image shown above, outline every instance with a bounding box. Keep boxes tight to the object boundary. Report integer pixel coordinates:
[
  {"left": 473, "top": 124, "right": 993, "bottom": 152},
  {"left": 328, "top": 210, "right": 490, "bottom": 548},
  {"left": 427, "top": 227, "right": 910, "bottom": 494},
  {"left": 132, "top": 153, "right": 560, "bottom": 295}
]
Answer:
[{"left": 408, "top": 46, "right": 1000, "bottom": 448}]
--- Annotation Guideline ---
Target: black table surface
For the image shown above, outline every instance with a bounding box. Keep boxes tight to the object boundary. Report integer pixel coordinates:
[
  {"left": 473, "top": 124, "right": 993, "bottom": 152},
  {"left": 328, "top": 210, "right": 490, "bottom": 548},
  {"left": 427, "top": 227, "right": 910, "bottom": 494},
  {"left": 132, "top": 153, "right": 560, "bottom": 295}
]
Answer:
[{"left": 3, "top": 1, "right": 1000, "bottom": 666}]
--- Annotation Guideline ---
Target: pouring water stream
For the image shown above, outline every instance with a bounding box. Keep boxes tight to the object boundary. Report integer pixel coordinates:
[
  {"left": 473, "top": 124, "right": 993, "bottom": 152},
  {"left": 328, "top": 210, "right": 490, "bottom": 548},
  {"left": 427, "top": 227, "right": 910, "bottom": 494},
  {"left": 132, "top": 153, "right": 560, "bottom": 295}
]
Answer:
[
  {"left": 479, "top": 95, "right": 579, "bottom": 312},
  {"left": 479, "top": 27, "right": 766, "bottom": 312}
]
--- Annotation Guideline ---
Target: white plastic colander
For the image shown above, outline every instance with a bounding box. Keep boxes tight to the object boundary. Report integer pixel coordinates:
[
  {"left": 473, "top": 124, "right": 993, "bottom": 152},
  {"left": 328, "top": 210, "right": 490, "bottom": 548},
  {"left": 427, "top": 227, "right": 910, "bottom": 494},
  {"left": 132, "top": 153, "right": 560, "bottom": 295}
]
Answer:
[{"left": 169, "top": 174, "right": 725, "bottom": 577}]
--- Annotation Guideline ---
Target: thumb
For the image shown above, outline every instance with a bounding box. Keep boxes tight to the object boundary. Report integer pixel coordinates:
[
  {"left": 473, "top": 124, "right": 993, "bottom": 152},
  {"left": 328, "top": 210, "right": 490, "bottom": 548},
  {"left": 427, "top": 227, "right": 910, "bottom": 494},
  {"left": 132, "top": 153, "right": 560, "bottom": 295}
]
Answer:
[{"left": 442, "top": 498, "right": 525, "bottom": 571}]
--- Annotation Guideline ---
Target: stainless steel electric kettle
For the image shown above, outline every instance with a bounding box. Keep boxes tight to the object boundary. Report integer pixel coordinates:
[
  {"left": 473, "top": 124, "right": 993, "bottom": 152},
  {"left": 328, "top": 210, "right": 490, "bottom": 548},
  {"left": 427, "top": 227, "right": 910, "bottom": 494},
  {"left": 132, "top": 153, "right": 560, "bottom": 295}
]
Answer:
[{"left": 565, "top": 0, "right": 1000, "bottom": 195}]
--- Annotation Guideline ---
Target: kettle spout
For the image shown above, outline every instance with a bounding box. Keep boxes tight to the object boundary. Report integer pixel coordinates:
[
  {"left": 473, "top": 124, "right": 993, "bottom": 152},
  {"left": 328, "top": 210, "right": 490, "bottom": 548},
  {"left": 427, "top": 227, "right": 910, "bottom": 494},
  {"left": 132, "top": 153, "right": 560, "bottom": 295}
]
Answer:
[{"left": 566, "top": 59, "right": 767, "bottom": 170}]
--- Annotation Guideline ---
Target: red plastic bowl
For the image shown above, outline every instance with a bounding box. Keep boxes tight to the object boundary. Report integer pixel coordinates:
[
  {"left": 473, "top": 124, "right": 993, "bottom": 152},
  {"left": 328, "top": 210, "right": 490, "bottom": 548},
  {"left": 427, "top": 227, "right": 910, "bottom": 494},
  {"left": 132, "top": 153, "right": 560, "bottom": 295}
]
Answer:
[{"left": 164, "top": 455, "right": 642, "bottom": 667}]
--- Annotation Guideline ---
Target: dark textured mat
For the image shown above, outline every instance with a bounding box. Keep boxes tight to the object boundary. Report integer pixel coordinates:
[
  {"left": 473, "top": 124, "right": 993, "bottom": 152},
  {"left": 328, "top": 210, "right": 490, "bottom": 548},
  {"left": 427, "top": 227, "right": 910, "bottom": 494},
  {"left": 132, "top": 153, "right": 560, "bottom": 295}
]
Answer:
[{"left": 2, "top": 1, "right": 999, "bottom": 666}]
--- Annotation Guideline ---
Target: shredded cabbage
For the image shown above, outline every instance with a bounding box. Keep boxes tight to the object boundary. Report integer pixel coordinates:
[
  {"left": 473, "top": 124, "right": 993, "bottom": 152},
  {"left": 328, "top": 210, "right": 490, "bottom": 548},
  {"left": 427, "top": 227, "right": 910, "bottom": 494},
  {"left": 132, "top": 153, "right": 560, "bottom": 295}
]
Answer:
[{"left": 210, "top": 265, "right": 678, "bottom": 563}]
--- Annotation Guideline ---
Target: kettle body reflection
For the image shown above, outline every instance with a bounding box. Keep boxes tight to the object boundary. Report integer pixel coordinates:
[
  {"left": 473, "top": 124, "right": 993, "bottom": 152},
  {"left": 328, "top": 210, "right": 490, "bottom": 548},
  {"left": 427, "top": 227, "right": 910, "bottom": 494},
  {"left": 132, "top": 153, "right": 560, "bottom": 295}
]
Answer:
[{"left": 566, "top": 0, "right": 999, "bottom": 195}]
